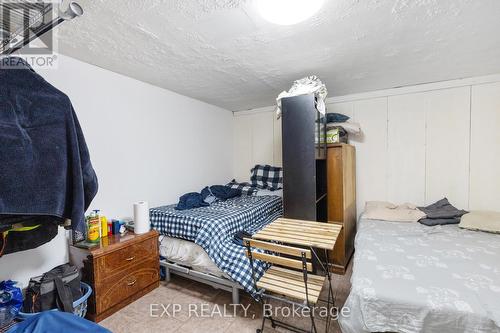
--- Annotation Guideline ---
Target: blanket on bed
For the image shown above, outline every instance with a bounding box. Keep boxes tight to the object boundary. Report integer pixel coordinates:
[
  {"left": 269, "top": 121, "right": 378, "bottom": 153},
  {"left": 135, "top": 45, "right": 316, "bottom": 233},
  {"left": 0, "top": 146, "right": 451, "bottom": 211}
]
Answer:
[
  {"left": 150, "top": 195, "right": 283, "bottom": 296},
  {"left": 340, "top": 218, "right": 500, "bottom": 333}
]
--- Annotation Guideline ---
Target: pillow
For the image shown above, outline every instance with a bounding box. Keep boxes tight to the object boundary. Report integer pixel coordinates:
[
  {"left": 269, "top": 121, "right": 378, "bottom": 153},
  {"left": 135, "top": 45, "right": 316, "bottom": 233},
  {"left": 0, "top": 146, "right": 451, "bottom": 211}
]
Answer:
[
  {"left": 328, "top": 122, "right": 361, "bottom": 135},
  {"left": 326, "top": 112, "right": 350, "bottom": 124},
  {"left": 365, "top": 201, "right": 397, "bottom": 210},
  {"left": 363, "top": 201, "right": 426, "bottom": 222},
  {"left": 459, "top": 211, "right": 500, "bottom": 234},
  {"left": 226, "top": 180, "right": 258, "bottom": 196},
  {"left": 250, "top": 165, "right": 283, "bottom": 190},
  {"left": 255, "top": 189, "right": 283, "bottom": 198}
]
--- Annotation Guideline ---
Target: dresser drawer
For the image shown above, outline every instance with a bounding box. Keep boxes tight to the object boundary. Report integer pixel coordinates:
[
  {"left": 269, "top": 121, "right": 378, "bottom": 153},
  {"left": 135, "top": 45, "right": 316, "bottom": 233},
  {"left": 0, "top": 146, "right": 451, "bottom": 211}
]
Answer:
[
  {"left": 95, "top": 259, "right": 159, "bottom": 313},
  {"left": 95, "top": 237, "right": 157, "bottom": 280}
]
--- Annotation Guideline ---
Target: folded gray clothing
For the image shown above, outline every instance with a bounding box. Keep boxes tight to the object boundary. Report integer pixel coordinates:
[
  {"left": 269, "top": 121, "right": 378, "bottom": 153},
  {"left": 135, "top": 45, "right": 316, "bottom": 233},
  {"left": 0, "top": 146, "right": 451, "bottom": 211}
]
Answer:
[
  {"left": 419, "top": 217, "right": 461, "bottom": 226},
  {"left": 418, "top": 198, "right": 468, "bottom": 226},
  {"left": 418, "top": 198, "right": 468, "bottom": 219}
]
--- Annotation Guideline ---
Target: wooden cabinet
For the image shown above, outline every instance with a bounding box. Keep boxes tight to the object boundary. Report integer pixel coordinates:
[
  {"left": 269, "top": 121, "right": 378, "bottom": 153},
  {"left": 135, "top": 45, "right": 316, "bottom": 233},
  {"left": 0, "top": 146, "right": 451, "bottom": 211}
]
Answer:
[
  {"left": 327, "top": 144, "right": 356, "bottom": 274},
  {"left": 70, "top": 231, "right": 160, "bottom": 322}
]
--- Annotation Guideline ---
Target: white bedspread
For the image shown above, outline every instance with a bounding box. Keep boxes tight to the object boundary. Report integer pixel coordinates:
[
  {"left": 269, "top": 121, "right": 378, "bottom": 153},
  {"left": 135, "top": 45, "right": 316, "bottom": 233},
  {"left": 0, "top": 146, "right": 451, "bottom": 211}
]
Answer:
[
  {"left": 340, "top": 218, "right": 500, "bottom": 333},
  {"left": 159, "top": 235, "right": 228, "bottom": 278}
]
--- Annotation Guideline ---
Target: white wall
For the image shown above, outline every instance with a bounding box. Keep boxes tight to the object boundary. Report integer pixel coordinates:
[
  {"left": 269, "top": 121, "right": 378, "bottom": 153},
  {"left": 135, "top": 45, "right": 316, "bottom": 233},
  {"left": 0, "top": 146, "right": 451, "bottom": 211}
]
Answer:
[
  {"left": 1, "top": 55, "right": 233, "bottom": 286},
  {"left": 233, "top": 76, "right": 500, "bottom": 215},
  {"left": 233, "top": 110, "right": 281, "bottom": 181}
]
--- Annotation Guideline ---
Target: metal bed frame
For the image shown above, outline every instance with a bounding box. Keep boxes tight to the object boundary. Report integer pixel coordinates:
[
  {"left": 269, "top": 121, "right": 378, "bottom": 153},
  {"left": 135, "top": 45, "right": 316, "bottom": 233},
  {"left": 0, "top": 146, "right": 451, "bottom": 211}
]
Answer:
[{"left": 160, "top": 259, "right": 243, "bottom": 305}]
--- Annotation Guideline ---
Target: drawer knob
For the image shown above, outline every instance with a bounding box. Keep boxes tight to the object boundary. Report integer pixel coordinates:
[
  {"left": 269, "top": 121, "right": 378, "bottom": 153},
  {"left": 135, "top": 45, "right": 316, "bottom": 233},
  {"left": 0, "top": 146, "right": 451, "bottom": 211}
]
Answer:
[
  {"left": 125, "top": 256, "right": 135, "bottom": 261},
  {"left": 127, "top": 279, "right": 137, "bottom": 286}
]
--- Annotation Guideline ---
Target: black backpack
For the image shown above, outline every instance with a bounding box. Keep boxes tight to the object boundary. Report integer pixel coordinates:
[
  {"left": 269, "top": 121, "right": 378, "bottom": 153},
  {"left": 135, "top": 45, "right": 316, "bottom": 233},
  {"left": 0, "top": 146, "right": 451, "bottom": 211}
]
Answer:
[{"left": 23, "top": 264, "right": 82, "bottom": 313}]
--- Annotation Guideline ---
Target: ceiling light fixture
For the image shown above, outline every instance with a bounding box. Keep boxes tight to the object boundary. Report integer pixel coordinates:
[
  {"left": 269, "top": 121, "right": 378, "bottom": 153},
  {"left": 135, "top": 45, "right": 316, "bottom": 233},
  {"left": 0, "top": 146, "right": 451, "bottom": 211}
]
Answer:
[{"left": 256, "top": 0, "right": 324, "bottom": 25}]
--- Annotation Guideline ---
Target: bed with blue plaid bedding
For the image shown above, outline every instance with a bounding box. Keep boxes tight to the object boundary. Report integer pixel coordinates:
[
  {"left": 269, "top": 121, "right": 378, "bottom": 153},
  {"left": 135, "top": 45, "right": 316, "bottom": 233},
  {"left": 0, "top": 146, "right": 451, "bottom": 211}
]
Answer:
[{"left": 150, "top": 195, "right": 283, "bottom": 296}]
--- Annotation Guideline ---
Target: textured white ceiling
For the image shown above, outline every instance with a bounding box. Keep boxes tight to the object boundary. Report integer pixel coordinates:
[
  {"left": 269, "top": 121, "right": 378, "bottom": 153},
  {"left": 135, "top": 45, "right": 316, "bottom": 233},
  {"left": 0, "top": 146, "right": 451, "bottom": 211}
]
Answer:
[{"left": 56, "top": 0, "right": 500, "bottom": 111}]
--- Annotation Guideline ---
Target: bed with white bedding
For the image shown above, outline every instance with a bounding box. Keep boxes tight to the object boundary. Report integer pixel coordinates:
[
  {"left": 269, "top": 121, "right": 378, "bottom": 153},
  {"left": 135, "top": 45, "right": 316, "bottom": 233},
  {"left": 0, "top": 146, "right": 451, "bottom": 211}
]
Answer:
[
  {"left": 340, "top": 217, "right": 500, "bottom": 333},
  {"left": 159, "top": 235, "right": 228, "bottom": 278}
]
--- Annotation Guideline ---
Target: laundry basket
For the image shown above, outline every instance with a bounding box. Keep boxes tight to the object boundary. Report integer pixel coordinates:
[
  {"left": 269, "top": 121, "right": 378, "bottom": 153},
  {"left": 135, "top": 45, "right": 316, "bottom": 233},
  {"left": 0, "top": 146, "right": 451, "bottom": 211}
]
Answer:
[{"left": 17, "top": 282, "right": 92, "bottom": 319}]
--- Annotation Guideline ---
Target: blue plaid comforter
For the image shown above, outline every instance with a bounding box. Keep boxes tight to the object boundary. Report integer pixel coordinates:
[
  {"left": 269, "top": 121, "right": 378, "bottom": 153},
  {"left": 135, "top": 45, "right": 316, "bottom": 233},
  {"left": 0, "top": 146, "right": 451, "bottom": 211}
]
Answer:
[{"left": 150, "top": 195, "right": 283, "bottom": 296}]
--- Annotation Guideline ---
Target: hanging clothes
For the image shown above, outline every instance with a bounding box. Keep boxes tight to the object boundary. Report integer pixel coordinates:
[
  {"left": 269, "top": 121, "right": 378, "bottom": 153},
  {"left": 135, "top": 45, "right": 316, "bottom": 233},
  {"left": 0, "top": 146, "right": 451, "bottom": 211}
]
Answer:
[{"left": 0, "top": 57, "right": 98, "bottom": 254}]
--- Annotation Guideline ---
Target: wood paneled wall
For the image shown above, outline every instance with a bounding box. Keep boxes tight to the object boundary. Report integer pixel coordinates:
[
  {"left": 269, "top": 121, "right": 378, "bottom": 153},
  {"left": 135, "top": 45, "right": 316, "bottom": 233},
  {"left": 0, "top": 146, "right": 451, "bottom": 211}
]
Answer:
[{"left": 233, "top": 81, "right": 500, "bottom": 214}]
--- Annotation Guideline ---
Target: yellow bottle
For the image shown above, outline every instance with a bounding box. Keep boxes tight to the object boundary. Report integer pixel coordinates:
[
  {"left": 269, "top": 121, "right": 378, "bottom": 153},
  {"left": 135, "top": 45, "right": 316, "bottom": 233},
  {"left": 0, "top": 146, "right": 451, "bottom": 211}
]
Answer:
[{"left": 101, "top": 215, "right": 108, "bottom": 238}]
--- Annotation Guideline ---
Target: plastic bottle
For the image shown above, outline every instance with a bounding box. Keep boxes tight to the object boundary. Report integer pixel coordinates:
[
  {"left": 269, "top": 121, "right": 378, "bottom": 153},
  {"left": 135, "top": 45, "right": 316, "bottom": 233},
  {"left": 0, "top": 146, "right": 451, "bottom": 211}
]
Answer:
[
  {"left": 86, "top": 210, "right": 101, "bottom": 243},
  {"left": 100, "top": 215, "right": 108, "bottom": 238}
]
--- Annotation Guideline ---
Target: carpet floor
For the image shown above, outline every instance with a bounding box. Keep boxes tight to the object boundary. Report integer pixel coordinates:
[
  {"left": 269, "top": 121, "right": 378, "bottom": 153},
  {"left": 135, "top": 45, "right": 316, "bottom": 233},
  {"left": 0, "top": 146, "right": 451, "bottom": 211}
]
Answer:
[{"left": 100, "top": 262, "right": 352, "bottom": 333}]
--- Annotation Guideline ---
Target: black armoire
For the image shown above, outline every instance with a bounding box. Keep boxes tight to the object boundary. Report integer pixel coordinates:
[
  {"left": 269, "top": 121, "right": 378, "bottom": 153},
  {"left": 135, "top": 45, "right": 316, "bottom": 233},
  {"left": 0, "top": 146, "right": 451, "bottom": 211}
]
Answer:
[{"left": 281, "top": 94, "right": 327, "bottom": 222}]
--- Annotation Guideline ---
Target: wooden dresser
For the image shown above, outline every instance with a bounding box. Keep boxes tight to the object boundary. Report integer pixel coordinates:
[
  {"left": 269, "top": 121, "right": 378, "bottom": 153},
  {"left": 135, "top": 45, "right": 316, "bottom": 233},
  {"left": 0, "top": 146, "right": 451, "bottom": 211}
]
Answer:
[
  {"left": 70, "top": 230, "right": 160, "bottom": 322},
  {"left": 327, "top": 144, "right": 356, "bottom": 274}
]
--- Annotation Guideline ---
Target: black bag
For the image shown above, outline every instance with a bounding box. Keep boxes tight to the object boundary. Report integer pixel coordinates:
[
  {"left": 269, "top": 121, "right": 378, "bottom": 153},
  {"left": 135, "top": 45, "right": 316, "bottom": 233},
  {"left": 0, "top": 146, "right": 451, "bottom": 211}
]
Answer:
[
  {"left": 23, "top": 264, "right": 82, "bottom": 313},
  {"left": 0, "top": 216, "right": 61, "bottom": 257}
]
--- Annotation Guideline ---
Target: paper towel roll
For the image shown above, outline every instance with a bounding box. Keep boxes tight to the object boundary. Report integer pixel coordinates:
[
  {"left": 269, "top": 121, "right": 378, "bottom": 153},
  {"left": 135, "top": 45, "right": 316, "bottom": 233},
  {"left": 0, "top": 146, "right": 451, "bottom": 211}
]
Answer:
[{"left": 134, "top": 201, "right": 150, "bottom": 234}]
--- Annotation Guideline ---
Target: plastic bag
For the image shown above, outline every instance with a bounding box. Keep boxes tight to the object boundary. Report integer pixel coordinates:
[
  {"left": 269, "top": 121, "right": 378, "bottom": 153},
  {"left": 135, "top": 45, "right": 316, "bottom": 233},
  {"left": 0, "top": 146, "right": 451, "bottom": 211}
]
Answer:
[
  {"left": 0, "top": 280, "right": 23, "bottom": 311},
  {"left": 276, "top": 75, "right": 328, "bottom": 118},
  {"left": 0, "top": 280, "right": 22, "bottom": 327}
]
